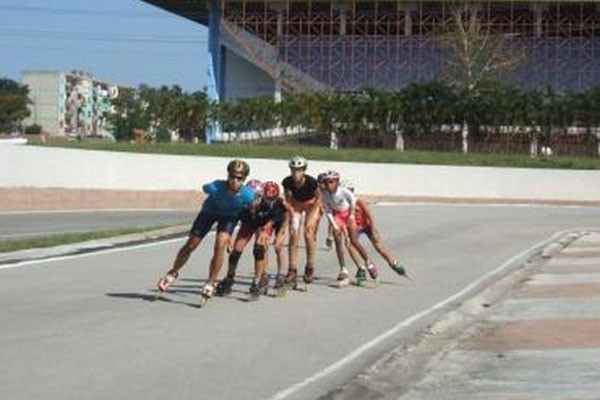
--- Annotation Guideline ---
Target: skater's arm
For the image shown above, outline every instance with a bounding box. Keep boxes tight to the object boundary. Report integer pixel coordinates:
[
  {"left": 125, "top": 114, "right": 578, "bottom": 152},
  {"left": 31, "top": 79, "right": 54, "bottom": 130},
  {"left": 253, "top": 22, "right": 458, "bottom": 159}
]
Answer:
[
  {"left": 325, "top": 212, "right": 339, "bottom": 232},
  {"left": 202, "top": 180, "right": 221, "bottom": 196},
  {"left": 313, "top": 184, "right": 322, "bottom": 209},
  {"left": 343, "top": 187, "right": 357, "bottom": 220},
  {"left": 281, "top": 198, "right": 294, "bottom": 214}
]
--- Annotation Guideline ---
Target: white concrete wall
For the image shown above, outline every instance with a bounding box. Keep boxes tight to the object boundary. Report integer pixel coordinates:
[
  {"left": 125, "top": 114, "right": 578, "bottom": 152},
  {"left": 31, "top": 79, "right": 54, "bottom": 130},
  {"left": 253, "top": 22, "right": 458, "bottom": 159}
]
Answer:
[{"left": 2, "top": 144, "right": 600, "bottom": 202}]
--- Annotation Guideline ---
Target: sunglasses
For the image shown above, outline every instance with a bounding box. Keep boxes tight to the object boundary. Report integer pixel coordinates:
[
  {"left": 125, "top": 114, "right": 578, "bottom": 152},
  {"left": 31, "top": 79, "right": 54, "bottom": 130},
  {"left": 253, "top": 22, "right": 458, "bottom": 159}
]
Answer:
[
  {"left": 325, "top": 179, "right": 338, "bottom": 184},
  {"left": 228, "top": 174, "right": 245, "bottom": 182}
]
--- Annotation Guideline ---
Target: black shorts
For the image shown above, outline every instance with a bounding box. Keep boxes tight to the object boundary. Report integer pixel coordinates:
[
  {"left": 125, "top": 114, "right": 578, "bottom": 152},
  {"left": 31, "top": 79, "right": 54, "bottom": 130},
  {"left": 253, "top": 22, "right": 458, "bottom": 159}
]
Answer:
[
  {"left": 190, "top": 210, "right": 238, "bottom": 239},
  {"left": 357, "top": 225, "right": 374, "bottom": 238}
]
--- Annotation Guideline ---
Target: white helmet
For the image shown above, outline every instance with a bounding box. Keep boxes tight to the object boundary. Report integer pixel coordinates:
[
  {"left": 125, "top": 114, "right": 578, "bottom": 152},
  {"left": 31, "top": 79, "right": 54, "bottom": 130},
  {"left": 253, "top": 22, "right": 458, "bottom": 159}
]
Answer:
[
  {"left": 323, "top": 169, "right": 340, "bottom": 181},
  {"left": 288, "top": 155, "right": 308, "bottom": 169}
]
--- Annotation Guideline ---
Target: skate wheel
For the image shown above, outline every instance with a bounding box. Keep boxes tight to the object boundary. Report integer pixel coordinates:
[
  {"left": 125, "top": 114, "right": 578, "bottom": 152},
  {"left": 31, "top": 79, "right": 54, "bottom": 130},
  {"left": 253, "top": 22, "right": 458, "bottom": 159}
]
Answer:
[
  {"left": 198, "top": 295, "right": 209, "bottom": 308},
  {"left": 294, "top": 283, "right": 307, "bottom": 292}
]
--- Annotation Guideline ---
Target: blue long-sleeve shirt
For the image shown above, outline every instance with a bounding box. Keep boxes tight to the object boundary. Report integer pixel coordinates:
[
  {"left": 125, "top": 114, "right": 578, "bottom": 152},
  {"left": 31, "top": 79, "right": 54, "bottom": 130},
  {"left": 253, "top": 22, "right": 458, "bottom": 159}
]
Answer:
[{"left": 201, "top": 180, "right": 255, "bottom": 217}]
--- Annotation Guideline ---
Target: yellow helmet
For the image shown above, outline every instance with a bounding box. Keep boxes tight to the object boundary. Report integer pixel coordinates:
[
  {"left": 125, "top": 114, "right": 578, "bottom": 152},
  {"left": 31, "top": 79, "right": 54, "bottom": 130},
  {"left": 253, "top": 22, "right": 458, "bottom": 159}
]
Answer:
[{"left": 227, "top": 159, "right": 250, "bottom": 177}]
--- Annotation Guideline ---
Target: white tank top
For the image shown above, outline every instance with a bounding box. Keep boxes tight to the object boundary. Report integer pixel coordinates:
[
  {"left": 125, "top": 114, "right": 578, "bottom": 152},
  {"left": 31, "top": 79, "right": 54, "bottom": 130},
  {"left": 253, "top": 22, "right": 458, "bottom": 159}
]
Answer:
[{"left": 322, "top": 186, "right": 356, "bottom": 213}]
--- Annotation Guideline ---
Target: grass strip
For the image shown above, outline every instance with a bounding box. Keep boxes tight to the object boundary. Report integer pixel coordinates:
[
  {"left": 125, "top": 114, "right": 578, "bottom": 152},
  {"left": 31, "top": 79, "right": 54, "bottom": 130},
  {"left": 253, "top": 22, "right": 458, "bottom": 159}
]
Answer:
[
  {"left": 29, "top": 138, "right": 600, "bottom": 170},
  {"left": 0, "top": 225, "right": 173, "bottom": 254}
]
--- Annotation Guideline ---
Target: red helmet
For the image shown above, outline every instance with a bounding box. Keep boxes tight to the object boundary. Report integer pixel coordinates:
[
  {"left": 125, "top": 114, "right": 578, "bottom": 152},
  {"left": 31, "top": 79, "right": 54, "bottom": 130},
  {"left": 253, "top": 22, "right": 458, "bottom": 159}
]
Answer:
[
  {"left": 263, "top": 181, "right": 280, "bottom": 199},
  {"left": 246, "top": 179, "right": 264, "bottom": 196}
]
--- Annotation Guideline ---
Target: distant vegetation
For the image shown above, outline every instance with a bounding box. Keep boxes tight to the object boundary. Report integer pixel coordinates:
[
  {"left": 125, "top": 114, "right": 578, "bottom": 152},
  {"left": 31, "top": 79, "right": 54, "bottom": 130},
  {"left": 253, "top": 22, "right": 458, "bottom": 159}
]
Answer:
[
  {"left": 106, "top": 80, "right": 600, "bottom": 158},
  {"left": 5, "top": 73, "right": 600, "bottom": 160},
  {"left": 0, "top": 78, "right": 30, "bottom": 134}
]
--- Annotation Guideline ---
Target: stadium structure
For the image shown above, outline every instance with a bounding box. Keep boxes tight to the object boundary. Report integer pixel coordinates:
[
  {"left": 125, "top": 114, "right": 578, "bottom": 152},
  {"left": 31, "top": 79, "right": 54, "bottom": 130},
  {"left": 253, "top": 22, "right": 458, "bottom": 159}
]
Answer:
[{"left": 143, "top": 0, "right": 600, "bottom": 102}]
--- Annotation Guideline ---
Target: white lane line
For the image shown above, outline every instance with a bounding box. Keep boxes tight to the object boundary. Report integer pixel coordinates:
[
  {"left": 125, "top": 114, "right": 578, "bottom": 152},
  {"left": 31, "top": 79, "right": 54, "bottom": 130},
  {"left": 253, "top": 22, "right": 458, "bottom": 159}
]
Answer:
[
  {"left": 491, "top": 298, "right": 600, "bottom": 320},
  {"left": 266, "top": 230, "right": 570, "bottom": 400},
  {"left": 375, "top": 202, "right": 600, "bottom": 210},
  {"left": 0, "top": 237, "right": 186, "bottom": 271},
  {"left": 527, "top": 273, "right": 600, "bottom": 285}
]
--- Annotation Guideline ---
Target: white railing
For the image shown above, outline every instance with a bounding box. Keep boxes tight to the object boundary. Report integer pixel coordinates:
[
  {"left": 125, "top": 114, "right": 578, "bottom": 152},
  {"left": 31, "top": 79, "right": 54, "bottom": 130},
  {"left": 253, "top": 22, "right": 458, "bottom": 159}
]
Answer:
[{"left": 213, "top": 125, "right": 307, "bottom": 142}]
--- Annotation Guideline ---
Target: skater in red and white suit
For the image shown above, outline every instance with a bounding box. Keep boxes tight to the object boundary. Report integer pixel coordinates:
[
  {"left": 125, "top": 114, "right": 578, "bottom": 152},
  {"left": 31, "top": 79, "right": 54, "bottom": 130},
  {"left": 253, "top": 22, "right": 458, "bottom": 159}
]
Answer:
[{"left": 320, "top": 170, "right": 377, "bottom": 287}]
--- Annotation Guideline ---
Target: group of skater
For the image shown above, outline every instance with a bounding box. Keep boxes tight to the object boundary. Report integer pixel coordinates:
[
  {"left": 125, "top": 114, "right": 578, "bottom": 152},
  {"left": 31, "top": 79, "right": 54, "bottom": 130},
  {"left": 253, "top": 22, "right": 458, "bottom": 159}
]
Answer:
[{"left": 157, "top": 156, "right": 407, "bottom": 303}]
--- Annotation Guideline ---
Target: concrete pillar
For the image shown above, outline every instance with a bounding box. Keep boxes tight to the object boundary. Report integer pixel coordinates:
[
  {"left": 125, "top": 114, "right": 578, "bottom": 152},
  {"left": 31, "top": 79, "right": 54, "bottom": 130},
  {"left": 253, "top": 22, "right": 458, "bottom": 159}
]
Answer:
[
  {"left": 269, "top": 2, "right": 286, "bottom": 38},
  {"left": 398, "top": 2, "right": 417, "bottom": 36},
  {"left": 206, "top": 0, "right": 222, "bottom": 144},
  {"left": 334, "top": 3, "right": 352, "bottom": 36},
  {"left": 532, "top": 3, "right": 548, "bottom": 38},
  {"left": 269, "top": 2, "right": 286, "bottom": 102},
  {"left": 207, "top": 0, "right": 222, "bottom": 100}
]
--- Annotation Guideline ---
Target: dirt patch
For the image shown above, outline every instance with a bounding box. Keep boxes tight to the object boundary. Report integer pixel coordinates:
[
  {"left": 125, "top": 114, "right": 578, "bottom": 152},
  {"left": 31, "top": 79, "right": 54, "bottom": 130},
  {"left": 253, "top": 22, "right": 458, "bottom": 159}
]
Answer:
[
  {"left": 0, "top": 187, "right": 203, "bottom": 211},
  {"left": 4, "top": 188, "right": 600, "bottom": 212}
]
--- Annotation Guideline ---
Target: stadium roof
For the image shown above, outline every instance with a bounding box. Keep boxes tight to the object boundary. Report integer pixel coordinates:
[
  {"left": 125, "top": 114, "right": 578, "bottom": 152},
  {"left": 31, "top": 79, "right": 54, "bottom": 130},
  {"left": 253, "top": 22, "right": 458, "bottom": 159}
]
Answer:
[
  {"left": 143, "top": 1, "right": 210, "bottom": 25},
  {"left": 143, "top": 0, "right": 597, "bottom": 27}
]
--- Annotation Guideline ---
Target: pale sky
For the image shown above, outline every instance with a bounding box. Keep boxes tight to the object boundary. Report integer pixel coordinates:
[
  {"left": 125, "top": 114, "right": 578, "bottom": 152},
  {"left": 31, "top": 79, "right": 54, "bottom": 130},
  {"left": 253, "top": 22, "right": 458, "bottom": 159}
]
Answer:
[{"left": 0, "top": 0, "right": 209, "bottom": 92}]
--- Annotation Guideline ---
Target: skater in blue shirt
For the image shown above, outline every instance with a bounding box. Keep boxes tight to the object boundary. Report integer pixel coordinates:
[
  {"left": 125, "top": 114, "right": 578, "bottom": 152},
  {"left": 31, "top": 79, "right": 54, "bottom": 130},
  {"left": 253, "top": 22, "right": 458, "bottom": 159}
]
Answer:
[{"left": 157, "top": 159, "right": 255, "bottom": 300}]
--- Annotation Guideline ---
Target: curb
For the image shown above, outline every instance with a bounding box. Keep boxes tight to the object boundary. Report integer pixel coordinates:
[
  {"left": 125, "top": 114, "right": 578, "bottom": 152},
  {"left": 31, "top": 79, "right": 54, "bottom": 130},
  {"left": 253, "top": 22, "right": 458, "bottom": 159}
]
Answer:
[{"left": 320, "top": 229, "right": 587, "bottom": 399}]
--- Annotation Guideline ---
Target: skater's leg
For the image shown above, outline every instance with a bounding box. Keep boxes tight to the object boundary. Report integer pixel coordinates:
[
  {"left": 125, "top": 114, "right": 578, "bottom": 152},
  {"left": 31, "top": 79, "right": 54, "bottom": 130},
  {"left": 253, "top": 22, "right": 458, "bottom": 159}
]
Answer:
[
  {"left": 274, "top": 220, "right": 287, "bottom": 276},
  {"left": 304, "top": 205, "right": 320, "bottom": 269},
  {"left": 253, "top": 233, "right": 269, "bottom": 282},
  {"left": 345, "top": 237, "right": 363, "bottom": 270},
  {"left": 167, "top": 209, "right": 217, "bottom": 276},
  {"left": 206, "top": 231, "right": 231, "bottom": 286},
  {"left": 205, "top": 217, "right": 238, "bottom": 290},
  {"left": 287, "top": 211, "right": 301, "bottom": 274},
  {"left": 347, "top": 222, "right": 378, "bottom": 279},
  {"left": 325, "top": 222, "right": 334, "bottom": 249},
  {"left": 216, "top": 230, "right": 250, "bottom": 296},
  {"left": 158, "top": 234, "right": 203, "bottom": 292},
  {"left": 366, "top": 227, "right": 395, "bottom": 266},
  {"left": 227, "top": 225, "right": 252, "bottom": 277},
  {"left": 171, "top": 234, "right": 202, "bottom": 274},
  {"left": 347, "top": 223, "right": 371, "bottom": 265},
  {"left": 332, "top": 229, "right": 346, "bottom": 269},
  {"left": 302, "top": 205, "right": 320, "bottom": 282}
]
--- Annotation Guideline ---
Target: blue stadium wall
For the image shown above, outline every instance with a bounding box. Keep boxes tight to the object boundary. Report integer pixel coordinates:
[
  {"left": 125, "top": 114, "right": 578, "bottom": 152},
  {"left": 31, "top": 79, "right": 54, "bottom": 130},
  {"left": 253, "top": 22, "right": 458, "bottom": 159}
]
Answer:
[{"left": 143, "top": 1, "right": 600, "bottom": 99}]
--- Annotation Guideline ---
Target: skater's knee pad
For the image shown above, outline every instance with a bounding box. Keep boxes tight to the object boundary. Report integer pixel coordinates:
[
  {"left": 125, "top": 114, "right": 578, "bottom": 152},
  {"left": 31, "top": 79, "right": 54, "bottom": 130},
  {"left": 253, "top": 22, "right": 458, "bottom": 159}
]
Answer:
[
  {"left": 253, "top": 244, "right": 266, "bottom": 261},
  {"left": 291, "top": 211, "right": 302, "bottom": 232},
  {"left": 229, "top": 250, "right": 242, "bottom": 265}
]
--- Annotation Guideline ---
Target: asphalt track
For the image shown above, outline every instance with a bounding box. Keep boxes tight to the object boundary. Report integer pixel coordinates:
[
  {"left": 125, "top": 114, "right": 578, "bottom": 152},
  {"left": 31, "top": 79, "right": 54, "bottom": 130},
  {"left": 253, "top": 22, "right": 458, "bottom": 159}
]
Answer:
[
  {"left": 0, "top": 210, "right": 195, "bottom": 241},
  {"left": 2, "top": 203, "right": 600, "bottom": 400}
]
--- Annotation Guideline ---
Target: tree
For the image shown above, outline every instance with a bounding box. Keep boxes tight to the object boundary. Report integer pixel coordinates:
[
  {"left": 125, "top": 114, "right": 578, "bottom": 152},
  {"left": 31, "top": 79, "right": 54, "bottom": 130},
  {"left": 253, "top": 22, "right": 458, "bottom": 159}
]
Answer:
[
  {"left": 107, "top": 87, "right": 150, "bottom": 141},
  {"left": 175, "top": 91, "right": 208, "bottom": 142},
  {"left": 440, "top": 2, "right": 524, "bottom": 152},
  {"left": 400, "top": 81, "right": 458, "bottom": 151},
  {"left": 0, "top": 78, "right": 30, "bottom": 133}
]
